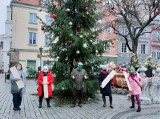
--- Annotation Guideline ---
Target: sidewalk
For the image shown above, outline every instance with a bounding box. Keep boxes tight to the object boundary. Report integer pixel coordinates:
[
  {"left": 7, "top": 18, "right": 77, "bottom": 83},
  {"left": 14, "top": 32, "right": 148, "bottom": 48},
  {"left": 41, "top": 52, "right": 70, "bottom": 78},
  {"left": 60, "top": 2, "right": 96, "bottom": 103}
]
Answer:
[{"left": 0, "top": 74, "right": 160, "bottom": 119}]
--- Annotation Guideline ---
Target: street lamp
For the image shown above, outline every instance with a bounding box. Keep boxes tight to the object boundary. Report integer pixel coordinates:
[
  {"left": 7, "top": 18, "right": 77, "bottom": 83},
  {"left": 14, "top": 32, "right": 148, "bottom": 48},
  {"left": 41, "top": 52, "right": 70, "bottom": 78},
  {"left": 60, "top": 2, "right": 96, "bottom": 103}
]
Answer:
[{"left": 39, "top": 47, "right": 43, "bottom": 70}]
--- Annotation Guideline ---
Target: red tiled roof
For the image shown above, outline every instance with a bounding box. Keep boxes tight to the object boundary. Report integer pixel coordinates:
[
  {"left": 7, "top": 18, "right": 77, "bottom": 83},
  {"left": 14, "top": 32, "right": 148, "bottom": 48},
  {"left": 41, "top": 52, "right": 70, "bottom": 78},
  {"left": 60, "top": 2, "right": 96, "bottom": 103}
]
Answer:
[{"left": 16, "top": 0, "right": 41, "bottom": 6}]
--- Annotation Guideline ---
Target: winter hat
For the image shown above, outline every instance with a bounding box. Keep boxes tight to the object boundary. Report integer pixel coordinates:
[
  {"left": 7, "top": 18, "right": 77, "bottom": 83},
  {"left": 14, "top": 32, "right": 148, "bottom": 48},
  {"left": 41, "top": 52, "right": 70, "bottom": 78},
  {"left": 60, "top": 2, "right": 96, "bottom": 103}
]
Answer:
[
  {"left": 128, "top": 66, "right": 135, "bottom": 72},
  {"left": 77, "top": 62, "right": 83, "bottom": 66},
  {"left": 43, "top": 65, "right": 49, "bottom": 72}
]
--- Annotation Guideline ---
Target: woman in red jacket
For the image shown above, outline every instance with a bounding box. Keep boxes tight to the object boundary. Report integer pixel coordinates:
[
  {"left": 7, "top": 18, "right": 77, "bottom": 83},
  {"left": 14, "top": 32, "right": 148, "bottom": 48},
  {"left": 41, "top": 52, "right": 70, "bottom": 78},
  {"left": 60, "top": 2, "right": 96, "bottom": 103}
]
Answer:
[{"left": 37, "top": 65, "right": 54, "bottom": 108}]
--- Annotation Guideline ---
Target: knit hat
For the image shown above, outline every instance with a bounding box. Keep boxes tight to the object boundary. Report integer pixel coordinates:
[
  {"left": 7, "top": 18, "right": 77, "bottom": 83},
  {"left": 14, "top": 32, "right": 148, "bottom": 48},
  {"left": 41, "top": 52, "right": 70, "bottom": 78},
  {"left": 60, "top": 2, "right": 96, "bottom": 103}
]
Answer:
[{"left": 128, "top": 66, "right": 135, "bottom": 72}]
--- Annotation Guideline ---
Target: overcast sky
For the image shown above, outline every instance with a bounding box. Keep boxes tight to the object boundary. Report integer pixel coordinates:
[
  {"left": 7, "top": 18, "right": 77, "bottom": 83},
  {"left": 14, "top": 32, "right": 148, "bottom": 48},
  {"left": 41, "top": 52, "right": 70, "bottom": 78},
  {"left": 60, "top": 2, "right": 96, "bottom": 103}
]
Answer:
[{"left": 0, "top": 0, "right": 11, "bottom": 35}]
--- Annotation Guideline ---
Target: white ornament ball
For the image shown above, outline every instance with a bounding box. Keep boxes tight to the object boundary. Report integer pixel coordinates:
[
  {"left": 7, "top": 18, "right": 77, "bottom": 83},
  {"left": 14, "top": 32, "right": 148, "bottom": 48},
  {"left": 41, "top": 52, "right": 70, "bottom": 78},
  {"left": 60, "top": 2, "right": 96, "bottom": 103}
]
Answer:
[
  {"left": 97, "top": 20, "right": 102, "bottom": 24},
  {"left": 66, "top": 8, "right": 70, "bottom": 12},
  {"left": 76, "top": 50, "right": 80, "bottom": 54},
  {"left": 80, "top": 35, "right": 83, "bottom": 38},
  {"left": 83, "top": 43, "right": 87, "bottom": 48},
  {"left": 96, "top": 50, "right": 98, "bottom": 53},
  {"left": 69, "top": 22, "right": 73, "bottom": 26}
]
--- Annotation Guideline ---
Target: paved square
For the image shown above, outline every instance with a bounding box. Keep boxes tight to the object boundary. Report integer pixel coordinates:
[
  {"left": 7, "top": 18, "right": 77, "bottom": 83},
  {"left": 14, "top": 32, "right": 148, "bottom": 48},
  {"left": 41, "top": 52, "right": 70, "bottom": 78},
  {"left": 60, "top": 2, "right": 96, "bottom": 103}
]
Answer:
[{"left": 1, "top": 74, "right": 160, "bottom": 119}]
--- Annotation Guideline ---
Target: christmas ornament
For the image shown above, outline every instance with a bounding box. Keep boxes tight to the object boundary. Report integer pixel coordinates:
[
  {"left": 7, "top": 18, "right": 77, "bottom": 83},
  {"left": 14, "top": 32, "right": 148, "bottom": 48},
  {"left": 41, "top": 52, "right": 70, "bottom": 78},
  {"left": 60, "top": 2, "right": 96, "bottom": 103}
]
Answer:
[
  {"left": 84, "top": 6, "right": 89, "bottom": 11},
  {"left": 86, "top": 12, "right": 89, "bottom": 15},
  {"left": 68, "top": 40, "right": 73, "bottom": 44},
  {"left": 97, "top": 20, "right": 102, "bottom": 24},
  {"left": 76, "top": 50, "right": 80, "bottom": 54},
  {"left": 69, "top": 22, "right": 73, "bottom": 26},
  {"left": 70, "top": 33, "right": 73, "bottom": 36},
  {"left": 96, "top": 50, "right": 98, "bottom": 53},
  {"left": 66, "top": 8, "right": 70, "bottom": 12},
  {"left": 77, "top": 24, "right": 80, "bottom": 29},
  {"left": 111, "top": 41, "right": 114, "bottom": 45},
  {"left": 80, "top": 35, "right": 83, "bottom": 38},
  {"left": 52, "top": 14, "right": 57, "bottom": 19},
  {"left": 90, "top": 74, "right": 94, "bottom": 77},
  {"left": 83, "top": 43, "right": 87, "bottom": 48},
  {"left": 92, "top": 35, "right": 96, "bottom": 38}
]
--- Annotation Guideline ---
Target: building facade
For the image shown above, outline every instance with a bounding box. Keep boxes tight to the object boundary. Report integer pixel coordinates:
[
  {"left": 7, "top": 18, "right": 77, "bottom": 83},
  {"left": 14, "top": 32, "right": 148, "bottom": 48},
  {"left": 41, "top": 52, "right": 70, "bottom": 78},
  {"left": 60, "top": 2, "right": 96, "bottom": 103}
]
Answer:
[{"left": 11, "top": 0, "right": 52, "bottom": 74}]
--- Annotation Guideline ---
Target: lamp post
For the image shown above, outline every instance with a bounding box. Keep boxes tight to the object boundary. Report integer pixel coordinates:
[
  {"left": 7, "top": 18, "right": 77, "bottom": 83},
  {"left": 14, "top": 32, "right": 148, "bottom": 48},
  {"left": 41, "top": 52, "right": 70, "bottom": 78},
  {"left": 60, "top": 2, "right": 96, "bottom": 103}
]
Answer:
[{"left": 39, "top": 47, "right": 43, "bottom": 70}]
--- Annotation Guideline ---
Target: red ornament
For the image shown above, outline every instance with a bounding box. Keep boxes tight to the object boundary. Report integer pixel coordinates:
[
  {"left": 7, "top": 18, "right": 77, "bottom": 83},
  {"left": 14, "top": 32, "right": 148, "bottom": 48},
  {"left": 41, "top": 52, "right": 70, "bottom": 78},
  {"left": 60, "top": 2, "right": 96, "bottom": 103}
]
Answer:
[
  {"left": 52, "top": 14, "right": 57, "bottom": 19},
  {"left": 84, "top": 6, "right": 89, "bottom": 11},
  {"left": 77, "top": 24, "right": 80, "bottom": 29},
  {"left": 41, "top": 26, "right": 44, "bottom": 31},
  {"left": 90, "top": 74, "right": 94, "bottom": 77},
  {"left": 68, "top": 40, "right": 73, "bottom": 44},
  {"left": 111, "top": 41, "right": 114, "bottom": 45}
]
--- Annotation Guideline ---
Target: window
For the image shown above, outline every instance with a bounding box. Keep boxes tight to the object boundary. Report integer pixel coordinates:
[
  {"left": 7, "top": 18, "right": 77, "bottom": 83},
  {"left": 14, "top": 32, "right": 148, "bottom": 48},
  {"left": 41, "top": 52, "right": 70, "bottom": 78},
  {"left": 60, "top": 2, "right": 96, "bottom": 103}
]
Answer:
[
  {"left": 104, "top": 42, "right": 111, "bottom": 51},
  {"left": 43, "top": 0, "right": 49, "bottom": 4},
  {"left": 122, "top": 43, "right": 127, "bottom": 53},
  {"left": 105, "top": 25, "right": 112, "bottom": 33},
  {"left": 152, "top": 51, "right": 156, "bottom": 58},
  {"left": 141, "top": 44, "right": 146, "bottom": 54},
  {"left": 124, "top": 28, "right": 128, "bottom": 35},
  {"left": 44, "top": 34, "right": 50, "bottom": 46},
  {"left": 46, "top": 15, "right": 52, "bottom": 25},
  {"left": 152, "top": 31, "right": 160, "bottom": 41},
  {"left": 29, "top": 32, "right": 36, "bottom": 45},
  {"left": 152, "top": 48, "right": 160, "bottom": 59},
  {"left": 29, "top": 13, "right": 37, "bottom": 24}
]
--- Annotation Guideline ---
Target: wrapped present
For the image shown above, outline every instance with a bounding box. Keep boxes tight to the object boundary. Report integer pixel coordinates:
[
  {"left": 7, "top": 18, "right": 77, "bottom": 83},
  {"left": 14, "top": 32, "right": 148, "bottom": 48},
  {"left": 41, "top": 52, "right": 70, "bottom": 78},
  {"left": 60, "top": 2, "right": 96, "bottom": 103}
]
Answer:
[{"left": 112, "top": 71, "right": 128, "bottom": 89}]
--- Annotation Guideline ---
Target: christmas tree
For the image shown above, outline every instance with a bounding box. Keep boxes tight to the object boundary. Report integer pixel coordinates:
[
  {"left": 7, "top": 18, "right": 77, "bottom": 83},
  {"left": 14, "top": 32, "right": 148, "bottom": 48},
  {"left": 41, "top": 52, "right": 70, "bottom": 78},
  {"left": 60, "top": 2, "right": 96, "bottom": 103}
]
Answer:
[{"left": 39, "top": 0, "right": 110, "bottom": 101}]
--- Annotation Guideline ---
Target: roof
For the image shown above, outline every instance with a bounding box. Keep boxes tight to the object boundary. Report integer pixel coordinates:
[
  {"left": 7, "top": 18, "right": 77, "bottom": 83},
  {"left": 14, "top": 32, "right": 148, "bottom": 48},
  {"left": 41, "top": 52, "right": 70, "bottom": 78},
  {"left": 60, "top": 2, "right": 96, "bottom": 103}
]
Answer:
[{"left": 14, "top": 0, "right": 41, "bottom": 6}]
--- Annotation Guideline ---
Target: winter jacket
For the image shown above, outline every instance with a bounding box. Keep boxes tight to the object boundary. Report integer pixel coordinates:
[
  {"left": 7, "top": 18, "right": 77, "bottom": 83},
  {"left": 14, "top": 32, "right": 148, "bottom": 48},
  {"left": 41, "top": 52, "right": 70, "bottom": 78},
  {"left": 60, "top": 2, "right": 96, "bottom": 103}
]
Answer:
[
  {"left": 37, "top": 70, "right": 54, "bottom": 97},
  {"left": 10, "top": 70, "right": 26, "bottom": 94},
  {"left": 128, "top": 73, "right": 142, "bottom": 95}
]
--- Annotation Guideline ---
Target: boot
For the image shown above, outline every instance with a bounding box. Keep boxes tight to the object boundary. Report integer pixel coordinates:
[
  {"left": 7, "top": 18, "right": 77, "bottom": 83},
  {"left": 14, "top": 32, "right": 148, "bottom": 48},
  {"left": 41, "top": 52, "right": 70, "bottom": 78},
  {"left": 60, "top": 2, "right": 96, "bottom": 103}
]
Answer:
[
  {"left": 135, "top": 95, "right": 141, "bottom": 112},
  {"left": 47, "top": 98, "right": 51, "bottom": 107},
  {"left": 136, "top": 106, "right": 141, "bottom": 112},
  {"left": 39, "top": 102, "right": 42, "bottom": 108},
  {"left": 102, "top": 95, "right": 106, "bottom": 107},
  {"left": 130, "top": 95, "right": 135, "bottom": 108},
  {"left": 109, "top": 96, "right": 113, "bottom": 109},
  {"left": 70, "top": 104, "right": 76, "bottom": 108},
  {"left": 39, "top": 97, "right": 42, "bottom": 108}
]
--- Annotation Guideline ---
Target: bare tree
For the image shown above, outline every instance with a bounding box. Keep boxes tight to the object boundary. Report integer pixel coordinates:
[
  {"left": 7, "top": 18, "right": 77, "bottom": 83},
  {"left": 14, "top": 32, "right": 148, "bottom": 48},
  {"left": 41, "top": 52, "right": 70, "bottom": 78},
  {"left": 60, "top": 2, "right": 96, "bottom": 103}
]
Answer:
[{"left": 103, "top": 0, "right": 160, "bottom": 54}]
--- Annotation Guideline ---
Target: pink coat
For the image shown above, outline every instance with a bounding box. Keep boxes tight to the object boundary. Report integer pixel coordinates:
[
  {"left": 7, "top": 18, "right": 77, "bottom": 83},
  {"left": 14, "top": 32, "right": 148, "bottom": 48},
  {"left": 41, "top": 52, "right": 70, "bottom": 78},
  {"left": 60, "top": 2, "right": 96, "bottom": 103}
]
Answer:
[{"left": 128, "top": 73, "right": 142, "bottom": 95}]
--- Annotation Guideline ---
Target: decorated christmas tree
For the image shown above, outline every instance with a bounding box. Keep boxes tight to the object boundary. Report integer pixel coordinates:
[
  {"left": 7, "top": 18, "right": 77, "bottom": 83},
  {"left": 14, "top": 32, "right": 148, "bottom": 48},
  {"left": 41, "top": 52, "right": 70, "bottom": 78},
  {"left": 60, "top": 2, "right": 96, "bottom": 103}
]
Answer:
[{"left": 39, "top": 0, "right": 110, "bottom": 101}]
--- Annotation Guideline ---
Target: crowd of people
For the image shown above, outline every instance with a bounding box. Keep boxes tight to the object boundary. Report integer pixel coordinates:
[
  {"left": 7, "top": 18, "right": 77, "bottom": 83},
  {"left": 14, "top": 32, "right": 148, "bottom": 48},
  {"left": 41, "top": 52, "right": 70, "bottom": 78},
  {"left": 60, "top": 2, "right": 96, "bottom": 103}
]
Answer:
[{"left": 9, "top": 61, "right": 144, "bottom": 113}]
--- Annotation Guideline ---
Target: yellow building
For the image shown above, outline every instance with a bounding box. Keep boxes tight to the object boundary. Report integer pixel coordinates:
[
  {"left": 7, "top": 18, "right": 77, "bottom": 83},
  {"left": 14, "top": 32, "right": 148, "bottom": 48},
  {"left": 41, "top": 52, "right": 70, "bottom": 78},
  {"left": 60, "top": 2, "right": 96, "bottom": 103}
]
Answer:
[{"left": 11, "top": 0, "right": 52, "bottom": 74}]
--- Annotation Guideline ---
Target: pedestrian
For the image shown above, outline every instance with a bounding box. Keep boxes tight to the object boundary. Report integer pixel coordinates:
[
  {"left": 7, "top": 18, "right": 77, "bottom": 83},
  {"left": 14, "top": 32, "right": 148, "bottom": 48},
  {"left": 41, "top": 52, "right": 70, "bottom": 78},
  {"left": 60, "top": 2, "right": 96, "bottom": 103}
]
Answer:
[
  {"left": 128, "top": 66, "right": 142, "bottom": 112},
  {"left": 99, "top": 66, "right": 113, "bottom": 108},
  {"left": 10, "top": 63, "right": 26, "bottom": 111},
  {"left": 70, "top": 62, "right": 88, "bottom": 108},
  {"left": 37, "top": 65, "right": 54, "bottom": 108}
]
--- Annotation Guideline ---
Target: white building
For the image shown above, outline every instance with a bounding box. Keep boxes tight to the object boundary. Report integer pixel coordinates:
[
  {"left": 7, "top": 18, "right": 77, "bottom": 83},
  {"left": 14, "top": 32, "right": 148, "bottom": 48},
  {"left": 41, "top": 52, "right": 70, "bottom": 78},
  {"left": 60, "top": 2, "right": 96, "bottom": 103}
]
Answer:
[{"left": 0, "top": 6, "right": 12, "bottom": 72}]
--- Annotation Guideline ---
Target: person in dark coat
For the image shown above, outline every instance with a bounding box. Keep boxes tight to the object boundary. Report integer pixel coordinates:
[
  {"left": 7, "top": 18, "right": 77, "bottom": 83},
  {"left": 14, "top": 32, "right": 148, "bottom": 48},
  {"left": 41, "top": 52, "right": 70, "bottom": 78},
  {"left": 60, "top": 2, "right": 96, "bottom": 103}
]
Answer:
[{"left": 99, "top": 68, "right": 113, "bottom": 108}]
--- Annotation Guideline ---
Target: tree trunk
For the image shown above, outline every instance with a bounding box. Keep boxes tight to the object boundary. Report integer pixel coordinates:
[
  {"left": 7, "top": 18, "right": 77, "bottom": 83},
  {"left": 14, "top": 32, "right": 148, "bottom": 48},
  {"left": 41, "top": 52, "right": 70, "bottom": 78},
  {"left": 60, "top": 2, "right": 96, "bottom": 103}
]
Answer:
[
  {"left": 131, "top": 39, "right": 139, "bottom": 67},
  {"left": 132, "top": 39, "right": 138, "bottom": 54}
]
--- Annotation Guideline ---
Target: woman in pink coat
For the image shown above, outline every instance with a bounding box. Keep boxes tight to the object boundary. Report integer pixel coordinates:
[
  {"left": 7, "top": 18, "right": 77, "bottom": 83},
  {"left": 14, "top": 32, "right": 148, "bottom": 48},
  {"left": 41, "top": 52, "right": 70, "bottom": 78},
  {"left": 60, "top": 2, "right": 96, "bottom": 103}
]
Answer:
[{"left": 128, "top": 66, "right": 142, "bottom": 112}]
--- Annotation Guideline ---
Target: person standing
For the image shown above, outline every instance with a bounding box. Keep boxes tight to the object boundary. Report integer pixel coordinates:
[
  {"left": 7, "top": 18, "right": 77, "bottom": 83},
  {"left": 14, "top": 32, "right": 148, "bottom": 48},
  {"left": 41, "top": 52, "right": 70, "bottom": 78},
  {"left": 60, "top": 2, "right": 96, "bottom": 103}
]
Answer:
[
  {"left": 10, "top": 63, "right": 26, "bottom": 111},
  {"left": 99, "top": 67, "right": 113, "bottom": 108},
  {"left": 70, "top": 62, "right": 88, "bottom": 108},
  {"left": 128, "top": 66, "right": 142, "bottom": 112},
  {"left": 37, "top": 65, "right": 54, "bottom": 108}
]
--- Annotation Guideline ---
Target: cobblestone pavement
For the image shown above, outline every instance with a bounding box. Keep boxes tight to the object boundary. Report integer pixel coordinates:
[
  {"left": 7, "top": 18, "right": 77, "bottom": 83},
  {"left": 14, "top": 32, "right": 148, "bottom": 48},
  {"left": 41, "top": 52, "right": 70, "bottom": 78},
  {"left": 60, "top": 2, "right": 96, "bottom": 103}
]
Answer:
[{"left": 0, "top": 74, "right": 160, "bottom": 119}]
